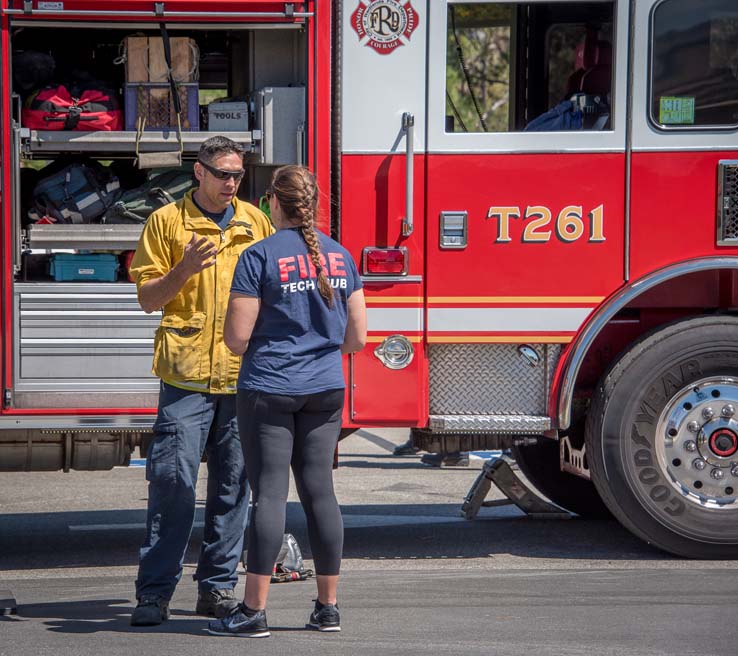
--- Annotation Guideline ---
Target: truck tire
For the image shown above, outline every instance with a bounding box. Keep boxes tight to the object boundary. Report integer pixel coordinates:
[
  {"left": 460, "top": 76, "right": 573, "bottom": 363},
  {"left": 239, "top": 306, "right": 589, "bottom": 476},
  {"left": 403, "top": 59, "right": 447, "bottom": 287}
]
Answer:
[
  {"left": 512, "top": 440, "right": 611, "bottom": 518},
  {"left": 585, "top": 315, "right": 738, "bottom": 558}
]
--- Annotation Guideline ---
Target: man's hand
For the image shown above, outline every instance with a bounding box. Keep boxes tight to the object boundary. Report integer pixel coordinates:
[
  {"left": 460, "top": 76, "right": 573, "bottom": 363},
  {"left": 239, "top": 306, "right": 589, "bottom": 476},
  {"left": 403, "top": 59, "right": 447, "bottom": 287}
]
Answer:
[
  {"left": 179, "top": 233, "right": 218, "bottom": 277},
  {"left": 137, "top": 233, "right": 218, "bottom": 313}
]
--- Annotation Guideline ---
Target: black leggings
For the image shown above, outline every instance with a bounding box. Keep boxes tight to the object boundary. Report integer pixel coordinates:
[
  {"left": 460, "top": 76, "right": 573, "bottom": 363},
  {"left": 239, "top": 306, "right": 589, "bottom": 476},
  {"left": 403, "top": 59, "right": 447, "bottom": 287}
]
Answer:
[{"left": 237, "top": 388, "right": 344, "bottom": 576}]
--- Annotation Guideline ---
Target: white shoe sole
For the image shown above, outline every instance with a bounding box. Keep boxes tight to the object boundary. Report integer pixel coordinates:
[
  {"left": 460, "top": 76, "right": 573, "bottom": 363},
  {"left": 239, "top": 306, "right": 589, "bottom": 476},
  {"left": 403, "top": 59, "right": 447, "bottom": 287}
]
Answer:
[
  {"left": 206, "top": 628, "right": 271, "bottom": 638},
  {"left": 307, "top": 623, "right": 341, "bottom": 632}
]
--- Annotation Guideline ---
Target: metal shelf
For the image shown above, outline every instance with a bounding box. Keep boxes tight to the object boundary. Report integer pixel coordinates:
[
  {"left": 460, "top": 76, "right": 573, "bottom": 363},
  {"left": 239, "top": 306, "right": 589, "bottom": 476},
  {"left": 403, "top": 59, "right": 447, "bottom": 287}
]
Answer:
[
  {"left": 26, "top": 224, "right": 143, "bottom": 250},
  {"left": 22, "top": 129, "right": 255, "bottom": 154}
]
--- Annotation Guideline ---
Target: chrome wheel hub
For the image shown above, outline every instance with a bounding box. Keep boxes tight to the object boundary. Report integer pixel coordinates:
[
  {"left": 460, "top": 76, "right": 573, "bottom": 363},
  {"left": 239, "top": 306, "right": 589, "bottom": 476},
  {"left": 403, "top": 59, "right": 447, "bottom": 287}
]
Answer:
[{"left": 656, "top": 376, "right": 738, "bottom": 510}]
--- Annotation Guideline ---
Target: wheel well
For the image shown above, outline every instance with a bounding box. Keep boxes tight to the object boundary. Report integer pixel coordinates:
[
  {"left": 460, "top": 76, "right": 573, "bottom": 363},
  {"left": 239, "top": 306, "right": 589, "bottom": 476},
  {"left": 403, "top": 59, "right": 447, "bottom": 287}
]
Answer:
[{"left": 559, "top": 264, "right": 738, "bottom": 431}]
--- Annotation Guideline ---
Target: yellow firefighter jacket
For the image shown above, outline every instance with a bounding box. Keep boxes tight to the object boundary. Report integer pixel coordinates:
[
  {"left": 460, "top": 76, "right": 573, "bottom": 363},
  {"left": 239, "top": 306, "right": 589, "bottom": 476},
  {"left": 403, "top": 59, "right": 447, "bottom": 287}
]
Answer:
[{"left": 129, "top": 189, "right": 274, "bottom": 393}]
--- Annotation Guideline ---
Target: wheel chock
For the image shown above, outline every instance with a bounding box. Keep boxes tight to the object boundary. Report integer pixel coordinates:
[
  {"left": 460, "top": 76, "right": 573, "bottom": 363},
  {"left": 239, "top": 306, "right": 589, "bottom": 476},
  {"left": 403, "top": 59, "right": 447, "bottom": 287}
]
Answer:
[{"left": 461, "top": 455, "right": 571, "bottom": 520}]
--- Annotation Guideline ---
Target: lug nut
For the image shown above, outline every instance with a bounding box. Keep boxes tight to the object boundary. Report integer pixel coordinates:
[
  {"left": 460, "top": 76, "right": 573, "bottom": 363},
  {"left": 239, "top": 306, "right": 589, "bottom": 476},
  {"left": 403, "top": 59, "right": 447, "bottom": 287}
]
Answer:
[
  {"left": 732, "top": 464, "right": 738, "bottom": 477},
  {"left": 711, "top": 468, "right": 725, "bottom": 480},
  {"left": 687, "top": 421, "right": 701, "bottom": 433},
  {"left": 722, "top": 404, "right": 736, "bottom": 418},
  {"left": 693, "top": 458, "right": 707, "bottom": 471},
  {"left": 702, "top": 407, "right": 715, "bottom": 420},
  {"left": 684, "top": 440, "right": 698, "bottom": 452}
]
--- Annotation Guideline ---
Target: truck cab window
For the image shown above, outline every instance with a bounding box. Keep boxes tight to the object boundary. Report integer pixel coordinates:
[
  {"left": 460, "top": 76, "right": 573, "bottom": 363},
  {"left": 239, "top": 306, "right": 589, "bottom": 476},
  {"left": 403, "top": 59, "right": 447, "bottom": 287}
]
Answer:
[
  {"left": 650, "top": 0, "right": 738, "bottom": 129},
  {"left": 445, "top": 2, "right": 614, "bottom": 133}
]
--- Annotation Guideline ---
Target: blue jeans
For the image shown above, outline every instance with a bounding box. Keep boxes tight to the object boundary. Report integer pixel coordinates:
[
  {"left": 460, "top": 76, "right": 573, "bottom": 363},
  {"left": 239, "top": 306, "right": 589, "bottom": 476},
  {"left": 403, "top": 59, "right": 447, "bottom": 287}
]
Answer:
[{"left": 135, "top": 382, "right": 250, "bottom": 601}]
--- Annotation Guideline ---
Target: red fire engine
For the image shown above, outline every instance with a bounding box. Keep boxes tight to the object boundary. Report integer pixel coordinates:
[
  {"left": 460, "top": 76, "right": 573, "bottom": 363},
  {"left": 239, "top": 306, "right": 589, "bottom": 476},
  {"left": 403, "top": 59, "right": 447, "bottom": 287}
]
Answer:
[{"left": 1, "top": 0, "right": 737, "bottom": 559}]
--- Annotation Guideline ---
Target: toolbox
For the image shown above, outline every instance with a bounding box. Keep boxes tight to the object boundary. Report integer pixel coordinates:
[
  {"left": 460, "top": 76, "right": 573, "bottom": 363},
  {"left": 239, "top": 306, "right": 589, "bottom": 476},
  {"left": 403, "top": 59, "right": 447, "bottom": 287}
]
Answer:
[
  {"left": 49, "top": 253, "right": 120, "bottom": 282},
  {"left": 208, "top": 99, "right": 249, "bottom": 131}
]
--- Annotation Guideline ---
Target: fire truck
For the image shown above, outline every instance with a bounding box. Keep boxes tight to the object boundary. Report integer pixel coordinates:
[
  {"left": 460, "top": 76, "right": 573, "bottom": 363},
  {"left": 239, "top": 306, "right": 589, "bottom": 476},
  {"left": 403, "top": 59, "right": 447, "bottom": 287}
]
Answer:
[{"left": 1, "top": 0, "right": 737, "bottom": 559}]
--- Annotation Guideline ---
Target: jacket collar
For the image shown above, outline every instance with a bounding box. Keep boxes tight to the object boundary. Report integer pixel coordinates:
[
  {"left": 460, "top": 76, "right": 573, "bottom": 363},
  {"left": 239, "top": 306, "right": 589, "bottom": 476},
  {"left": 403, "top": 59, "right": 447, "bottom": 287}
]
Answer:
[
  {"left": 181, "top": 189, "right": 255, "bottom": 245},
  {"left": 182, "top": 189, "right": 253, "bottom": 235}
]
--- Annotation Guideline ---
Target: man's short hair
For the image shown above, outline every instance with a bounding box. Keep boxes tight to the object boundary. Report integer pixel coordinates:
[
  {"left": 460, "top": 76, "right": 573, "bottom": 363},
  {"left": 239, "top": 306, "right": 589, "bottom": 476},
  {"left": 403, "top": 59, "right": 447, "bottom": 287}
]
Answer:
[{"left": 197, "top": 136, "right": 246, "bottom": 164}]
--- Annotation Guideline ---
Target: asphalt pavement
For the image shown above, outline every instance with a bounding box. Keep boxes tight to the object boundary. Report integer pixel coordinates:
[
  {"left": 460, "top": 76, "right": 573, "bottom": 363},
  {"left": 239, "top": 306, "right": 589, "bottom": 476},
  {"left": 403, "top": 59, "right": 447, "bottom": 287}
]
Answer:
[{"left": 1, "top": 427, "right": 736, "bottom": 655}]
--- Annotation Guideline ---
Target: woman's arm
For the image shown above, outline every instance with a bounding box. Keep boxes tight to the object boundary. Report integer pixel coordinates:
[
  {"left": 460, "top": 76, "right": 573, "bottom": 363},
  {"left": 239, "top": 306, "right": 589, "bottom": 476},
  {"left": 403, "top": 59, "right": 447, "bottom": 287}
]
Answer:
[
  {"left": 341, "top": 288, "right": 367, "bottom": 354},
  {"left": 224, "top": 292, "right": 261, "bottom": 355}
]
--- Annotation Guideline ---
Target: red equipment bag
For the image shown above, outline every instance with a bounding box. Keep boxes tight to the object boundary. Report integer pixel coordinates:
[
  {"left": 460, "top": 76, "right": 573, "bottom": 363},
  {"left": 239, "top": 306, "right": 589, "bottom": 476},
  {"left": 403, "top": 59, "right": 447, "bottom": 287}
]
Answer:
[{"left": 22, "top": 85, "right": 123, "bottom": 131}]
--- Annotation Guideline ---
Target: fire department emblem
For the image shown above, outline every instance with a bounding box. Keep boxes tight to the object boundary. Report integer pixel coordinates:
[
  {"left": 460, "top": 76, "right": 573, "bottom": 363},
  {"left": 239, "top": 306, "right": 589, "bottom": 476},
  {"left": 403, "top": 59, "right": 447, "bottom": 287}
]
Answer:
[{"left": 350, "top": 0, "right": 419, "bottom": 56}]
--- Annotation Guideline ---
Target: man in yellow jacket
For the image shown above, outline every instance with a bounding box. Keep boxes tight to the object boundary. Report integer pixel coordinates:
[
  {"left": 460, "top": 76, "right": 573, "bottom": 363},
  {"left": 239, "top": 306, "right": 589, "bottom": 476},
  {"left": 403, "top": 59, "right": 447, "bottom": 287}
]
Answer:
[{"left": 128, "top": 136, "right": 273, "bottom": 627}]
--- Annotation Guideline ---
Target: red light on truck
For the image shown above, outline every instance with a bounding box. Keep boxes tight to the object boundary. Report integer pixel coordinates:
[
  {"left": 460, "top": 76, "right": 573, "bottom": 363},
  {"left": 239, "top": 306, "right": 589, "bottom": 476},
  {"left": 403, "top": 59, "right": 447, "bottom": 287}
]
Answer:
[{"left": 361, "top": 247, "right": 409, "bottom": 275}]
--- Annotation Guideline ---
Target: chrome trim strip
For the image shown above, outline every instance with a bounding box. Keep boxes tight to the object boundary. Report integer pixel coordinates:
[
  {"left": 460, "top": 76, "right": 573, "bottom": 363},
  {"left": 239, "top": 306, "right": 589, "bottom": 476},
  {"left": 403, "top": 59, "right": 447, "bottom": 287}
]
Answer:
[
  {"left": 555, "top": 257, "right": 738, "bottom": 430},
  {"left": 631, "top": 145, "right": 738, "bottom": 152},
  {"left": 624, "top": 0, "right": 636, "bottom": 281},
  {"left": 3, "top": 9, "right": 313, "bottom": 18},
  {"left": 345, "top": 147, "right": 626, "bottom": 155},
  {"left": 361, "top": 275, "right": 422, "bottom": 284},
  {"left": 429, "top": 414, "right": 551, "bottom": 434},
  {"left": 7, "top": 19, "right": 303, "bottom": 29},
  {"left": 0, "top": 415, "right": 155, "bottom": 430},
  {"left": 349, "top": 353, "right": 355, "bottom": 421}
]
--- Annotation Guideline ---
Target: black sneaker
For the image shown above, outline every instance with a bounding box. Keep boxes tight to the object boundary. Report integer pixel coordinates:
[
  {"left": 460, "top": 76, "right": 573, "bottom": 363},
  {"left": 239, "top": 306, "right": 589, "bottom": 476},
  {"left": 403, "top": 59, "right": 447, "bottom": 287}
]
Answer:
[
  {"left": 130, "top": 595, "right": 170, "bottom": 626},
  {"left": 393, "top": 439, "right": 420, "bottom": 456},
  {"left": 307, "top": 600, "right": 341, "bottom": 632},
  {"left": 196, "top": 587, "right": 239, "bottom": 618},
  {"left": 207, "top": 603, "right": 270, "bottom": 638},
  {"left": 420, "top": 452, "right": 470, "bottom": 467}
]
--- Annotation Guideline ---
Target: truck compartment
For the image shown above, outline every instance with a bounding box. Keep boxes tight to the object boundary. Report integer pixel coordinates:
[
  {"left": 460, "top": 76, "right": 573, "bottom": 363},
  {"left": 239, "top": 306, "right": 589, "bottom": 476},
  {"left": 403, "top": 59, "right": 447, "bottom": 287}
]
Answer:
[{"left": 5, "top": 19, "right": 309, "bottom": 409}]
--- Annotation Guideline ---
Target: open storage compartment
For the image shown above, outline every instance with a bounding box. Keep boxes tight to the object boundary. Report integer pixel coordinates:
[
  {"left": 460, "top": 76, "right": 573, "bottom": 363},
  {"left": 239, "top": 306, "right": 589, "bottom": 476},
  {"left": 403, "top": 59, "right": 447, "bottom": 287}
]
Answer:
[{"left": 5, "top": 13, "right": 310, "bottom": 408}]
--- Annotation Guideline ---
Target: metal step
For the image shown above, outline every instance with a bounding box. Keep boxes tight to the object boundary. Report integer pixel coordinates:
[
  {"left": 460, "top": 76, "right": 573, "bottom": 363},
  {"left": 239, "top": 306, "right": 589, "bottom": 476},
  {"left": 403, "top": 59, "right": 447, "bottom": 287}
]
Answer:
[{"left": 26, "top": 224, "right": 144, "bottom": 251}]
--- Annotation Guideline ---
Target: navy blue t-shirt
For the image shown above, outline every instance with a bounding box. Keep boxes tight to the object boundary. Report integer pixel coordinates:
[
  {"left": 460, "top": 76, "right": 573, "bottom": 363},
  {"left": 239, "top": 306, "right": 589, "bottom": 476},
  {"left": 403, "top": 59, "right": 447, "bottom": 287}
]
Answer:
[
  {"left": 192, "top": 194, "right": 235, "bottom": 231},
  {"left": 230, "top": 228, "right": 363, "bottom": 395}
]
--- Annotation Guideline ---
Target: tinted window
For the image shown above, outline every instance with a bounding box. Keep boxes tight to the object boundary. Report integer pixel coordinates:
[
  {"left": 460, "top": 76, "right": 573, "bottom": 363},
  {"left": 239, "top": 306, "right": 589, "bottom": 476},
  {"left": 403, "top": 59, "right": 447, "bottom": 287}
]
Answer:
[{"left": 651, "top": 0, "right": 738, "bottom": 128}]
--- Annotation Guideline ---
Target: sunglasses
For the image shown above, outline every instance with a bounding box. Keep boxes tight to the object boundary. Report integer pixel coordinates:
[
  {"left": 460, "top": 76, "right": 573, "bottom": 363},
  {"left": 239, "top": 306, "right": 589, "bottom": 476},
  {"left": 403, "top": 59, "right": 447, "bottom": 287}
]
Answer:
[{"left": 197, "top": 159, "right": 245, "bottom": 182}]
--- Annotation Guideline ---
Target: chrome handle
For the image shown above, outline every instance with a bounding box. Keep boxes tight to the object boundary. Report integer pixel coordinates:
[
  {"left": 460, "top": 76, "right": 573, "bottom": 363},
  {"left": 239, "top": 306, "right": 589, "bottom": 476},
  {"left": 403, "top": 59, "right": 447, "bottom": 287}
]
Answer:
[
  {"left": 12, "top": 93, "right": 22, "bottom": 125},
  {"left": 401, "top": 112, "right": 414, "bottom": 237},
  {"left": 11, "top": 123, "right": 22, "bottom": 275},
  {"left": 296, "top": 121, "right": 305, "bottom": 166}
]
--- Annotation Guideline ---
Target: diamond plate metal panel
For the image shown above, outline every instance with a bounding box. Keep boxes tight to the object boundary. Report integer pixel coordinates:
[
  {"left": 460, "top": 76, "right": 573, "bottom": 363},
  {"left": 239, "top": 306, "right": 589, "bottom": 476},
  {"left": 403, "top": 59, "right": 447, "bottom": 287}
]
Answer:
[
  {"left": 429, "top": 344, "right": 561, "bottom": 415},
  {"left": 429, "top": 414, "right": 551, "bottom": 433}
]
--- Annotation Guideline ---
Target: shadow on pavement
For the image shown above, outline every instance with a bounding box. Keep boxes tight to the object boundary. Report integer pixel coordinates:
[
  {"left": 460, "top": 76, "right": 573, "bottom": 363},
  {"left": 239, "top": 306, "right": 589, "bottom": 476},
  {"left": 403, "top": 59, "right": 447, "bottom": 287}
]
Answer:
[
  {"left": 1, "top": 598, "right": 311, "bottom": 635},
  {"left": 0, "top": 498, "right": 667, "bottom": 574}
]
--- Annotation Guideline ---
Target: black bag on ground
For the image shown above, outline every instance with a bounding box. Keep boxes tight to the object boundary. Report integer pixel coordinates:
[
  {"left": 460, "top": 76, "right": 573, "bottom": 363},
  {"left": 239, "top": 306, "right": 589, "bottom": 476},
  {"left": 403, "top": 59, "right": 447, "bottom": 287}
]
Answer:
[
  {"left": 28, "top": 161, "right": 121, "bottom": 224},
  {"left": 103, "top": 166, "right": 194, "bottom": 224}
]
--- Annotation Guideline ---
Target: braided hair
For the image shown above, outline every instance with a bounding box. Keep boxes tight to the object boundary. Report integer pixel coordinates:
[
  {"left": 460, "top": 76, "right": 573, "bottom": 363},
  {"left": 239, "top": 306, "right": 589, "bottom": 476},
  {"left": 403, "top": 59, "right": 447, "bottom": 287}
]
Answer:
[{"left": 271, "top": 165, "right": 334, "bottom": 307}]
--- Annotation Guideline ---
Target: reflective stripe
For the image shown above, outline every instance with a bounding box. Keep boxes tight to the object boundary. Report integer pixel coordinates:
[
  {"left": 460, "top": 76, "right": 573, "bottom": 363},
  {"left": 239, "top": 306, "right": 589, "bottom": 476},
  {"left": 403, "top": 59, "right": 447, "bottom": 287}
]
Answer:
[
  {"left": 365, "top": 306, "right": 594, "bottom": 334},
  {"left": 428, "top": 307, "right": 593, "bottom": 333},
  {"left": 367, "top": 307, "right": 423, "bottom": 332}
]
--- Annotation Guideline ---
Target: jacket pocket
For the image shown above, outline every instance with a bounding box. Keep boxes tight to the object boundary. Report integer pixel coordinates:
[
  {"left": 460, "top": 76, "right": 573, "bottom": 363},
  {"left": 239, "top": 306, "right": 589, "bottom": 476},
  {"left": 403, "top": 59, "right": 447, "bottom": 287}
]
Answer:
[
  {"left": 226, "top": 349, "right": 244, "bottom": 386},
  {"left": 153, "top": 311, "right": 207, "bottom": 382}
]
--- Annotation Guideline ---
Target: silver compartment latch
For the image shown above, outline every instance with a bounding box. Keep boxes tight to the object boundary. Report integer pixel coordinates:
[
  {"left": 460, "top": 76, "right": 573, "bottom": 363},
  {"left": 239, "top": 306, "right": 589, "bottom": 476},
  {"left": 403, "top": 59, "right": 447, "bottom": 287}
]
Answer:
[{"left": 439, "top": 211, "right": 467, "bottom": 249}]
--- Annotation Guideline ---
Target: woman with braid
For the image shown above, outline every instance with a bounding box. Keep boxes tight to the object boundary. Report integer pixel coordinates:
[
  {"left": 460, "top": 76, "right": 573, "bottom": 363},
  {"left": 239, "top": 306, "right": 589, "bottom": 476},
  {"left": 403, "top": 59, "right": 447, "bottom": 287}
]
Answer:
[{"left": 209, "top": 165, "right": 366, "bottom": 638}]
